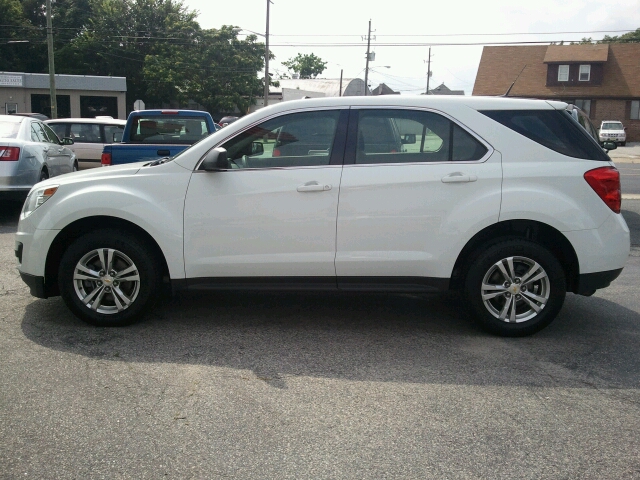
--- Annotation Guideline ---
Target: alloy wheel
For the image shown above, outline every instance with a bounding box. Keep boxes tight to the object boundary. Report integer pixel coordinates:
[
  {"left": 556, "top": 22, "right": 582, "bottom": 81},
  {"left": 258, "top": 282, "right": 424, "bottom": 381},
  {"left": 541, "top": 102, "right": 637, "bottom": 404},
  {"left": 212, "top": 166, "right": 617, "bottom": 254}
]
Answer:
[
  {"left": 72, "top": 248, "right": 141, "bottom": 314},
  {"left": 480, "top": 256, "right": 550, "bottom": 323}
]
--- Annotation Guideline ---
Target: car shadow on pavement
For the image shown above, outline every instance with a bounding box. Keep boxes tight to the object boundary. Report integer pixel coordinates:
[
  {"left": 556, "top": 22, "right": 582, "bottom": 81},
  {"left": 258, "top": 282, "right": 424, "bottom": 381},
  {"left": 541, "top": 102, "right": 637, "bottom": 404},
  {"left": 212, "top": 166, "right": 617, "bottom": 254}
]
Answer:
[
  {"left": 20, "top": 290, "right": 640, "bottom": 390},
  {"left": 0, "top": 201, "right": 22, "bottom": 233}
]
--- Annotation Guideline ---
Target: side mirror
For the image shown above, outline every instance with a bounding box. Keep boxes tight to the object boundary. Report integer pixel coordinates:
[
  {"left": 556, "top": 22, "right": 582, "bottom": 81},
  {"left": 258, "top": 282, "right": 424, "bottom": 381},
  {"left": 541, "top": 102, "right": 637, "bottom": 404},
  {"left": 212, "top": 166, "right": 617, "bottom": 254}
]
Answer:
[
  {"left": 201, "top": 147, "right": 229, "bottom": 171},
  {"left": 401, "top": 133, "right": 416, "bottom": 144},
  {"left": 61, "top": 137, "right": 74, "bottom": 146},
  {"left": 602, "top": 141, "right": 617, "bottom": 152}
]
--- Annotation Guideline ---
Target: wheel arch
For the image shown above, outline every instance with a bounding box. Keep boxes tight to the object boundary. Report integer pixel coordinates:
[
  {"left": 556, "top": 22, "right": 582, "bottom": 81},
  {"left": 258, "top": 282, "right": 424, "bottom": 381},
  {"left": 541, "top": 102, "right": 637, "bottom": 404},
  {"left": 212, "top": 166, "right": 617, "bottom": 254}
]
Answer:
[
  {"left": 450, "top": 220, "right": 580, "bottom": 293},
  {"left": 44, "top": 215, "right": 170, "bottom": 297}
]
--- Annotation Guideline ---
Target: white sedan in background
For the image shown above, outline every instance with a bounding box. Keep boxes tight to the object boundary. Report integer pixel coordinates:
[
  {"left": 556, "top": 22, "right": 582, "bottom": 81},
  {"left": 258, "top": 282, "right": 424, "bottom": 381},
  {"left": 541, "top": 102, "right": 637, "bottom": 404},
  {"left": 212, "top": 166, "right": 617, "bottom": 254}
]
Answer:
[{"left": 1, "top": 114, "right": 77, "bottom": 201}]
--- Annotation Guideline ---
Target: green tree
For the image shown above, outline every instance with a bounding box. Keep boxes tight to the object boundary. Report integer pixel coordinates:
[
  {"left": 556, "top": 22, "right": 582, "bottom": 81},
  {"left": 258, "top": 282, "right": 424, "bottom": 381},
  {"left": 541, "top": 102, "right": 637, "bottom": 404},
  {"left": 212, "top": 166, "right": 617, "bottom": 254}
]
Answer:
[
  {"left": 600, "top": 28, "right": 640, "bottom": 43},
  {"left": 282, "top": 53, "right": 327, "bottom": 79}
]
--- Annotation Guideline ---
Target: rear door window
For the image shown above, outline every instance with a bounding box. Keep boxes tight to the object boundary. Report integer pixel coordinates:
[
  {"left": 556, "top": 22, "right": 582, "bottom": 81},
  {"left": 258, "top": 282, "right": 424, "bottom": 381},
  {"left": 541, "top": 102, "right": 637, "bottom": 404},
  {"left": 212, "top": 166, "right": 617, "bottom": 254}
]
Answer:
[
  {"left": 70, "top": 123, "right": 102, "bottom": 143},
  {"left": 481, "top": 110, "right": 608, "bottom": 161},
  {"left": 353, "top": 109, "right": 488, "bottom": 164}
]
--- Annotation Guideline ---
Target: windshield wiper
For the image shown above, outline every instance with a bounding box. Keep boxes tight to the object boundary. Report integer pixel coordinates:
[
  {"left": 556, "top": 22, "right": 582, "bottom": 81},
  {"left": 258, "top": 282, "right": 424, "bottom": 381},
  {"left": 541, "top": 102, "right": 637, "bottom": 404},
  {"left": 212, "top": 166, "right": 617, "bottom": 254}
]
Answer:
[{"left": 147, "top": 156, "right": 171, "bottom": 166}]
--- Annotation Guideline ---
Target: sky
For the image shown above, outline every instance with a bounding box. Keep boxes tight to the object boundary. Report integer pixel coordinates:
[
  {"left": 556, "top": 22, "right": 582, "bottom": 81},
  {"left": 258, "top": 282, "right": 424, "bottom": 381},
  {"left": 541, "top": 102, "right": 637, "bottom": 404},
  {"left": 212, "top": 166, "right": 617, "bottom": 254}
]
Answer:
[{"left": 183, "top": 0, "right": 640, "bottom": 95}]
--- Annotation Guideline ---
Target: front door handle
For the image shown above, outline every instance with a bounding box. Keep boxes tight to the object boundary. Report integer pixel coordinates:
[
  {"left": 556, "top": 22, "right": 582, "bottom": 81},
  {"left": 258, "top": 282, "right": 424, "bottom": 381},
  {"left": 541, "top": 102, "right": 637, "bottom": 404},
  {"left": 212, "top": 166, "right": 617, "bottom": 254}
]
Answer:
[
  {"left": 441, "top": 172, "right": 478, "bottom": 183},
  {"left": 297, "top": 181, "right": 332, "bottom": 192}
]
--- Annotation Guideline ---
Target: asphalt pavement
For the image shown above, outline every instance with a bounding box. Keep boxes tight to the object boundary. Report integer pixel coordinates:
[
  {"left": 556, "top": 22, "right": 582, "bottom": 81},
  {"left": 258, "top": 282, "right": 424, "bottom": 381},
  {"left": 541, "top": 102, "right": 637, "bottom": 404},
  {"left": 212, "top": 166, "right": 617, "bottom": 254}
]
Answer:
[{"left": 1, "top": 195, "right": 639, "bottom": 478}]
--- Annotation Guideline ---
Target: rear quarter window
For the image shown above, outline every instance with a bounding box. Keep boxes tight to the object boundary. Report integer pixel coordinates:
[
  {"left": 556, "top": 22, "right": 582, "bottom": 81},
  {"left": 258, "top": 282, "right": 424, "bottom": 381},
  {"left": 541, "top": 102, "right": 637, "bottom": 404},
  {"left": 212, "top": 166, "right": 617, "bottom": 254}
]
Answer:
[{"left": 481, "top": 110, "right": 608, "bottom": 161}]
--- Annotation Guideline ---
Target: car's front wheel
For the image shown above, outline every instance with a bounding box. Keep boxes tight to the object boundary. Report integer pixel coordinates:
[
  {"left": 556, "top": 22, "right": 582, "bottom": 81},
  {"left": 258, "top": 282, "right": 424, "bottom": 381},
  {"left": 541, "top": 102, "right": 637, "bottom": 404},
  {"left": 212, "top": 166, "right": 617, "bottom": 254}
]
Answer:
[
  {"left": 58, "top": 229, "right": 161, "bottom": 326},
  {"left": 465, "top": 239, "right": 566, "bottom": 336}
]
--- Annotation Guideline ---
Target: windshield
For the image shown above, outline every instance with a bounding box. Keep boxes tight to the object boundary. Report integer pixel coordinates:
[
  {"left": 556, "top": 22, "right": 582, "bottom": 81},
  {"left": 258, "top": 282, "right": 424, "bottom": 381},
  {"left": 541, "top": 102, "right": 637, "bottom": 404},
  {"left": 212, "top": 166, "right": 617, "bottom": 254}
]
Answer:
[
  {"left": 0, "top": 119, "right": 22, "bottom": 139},
  {"left": 602, "top": 122, "right": 624, "bottom": 130}
]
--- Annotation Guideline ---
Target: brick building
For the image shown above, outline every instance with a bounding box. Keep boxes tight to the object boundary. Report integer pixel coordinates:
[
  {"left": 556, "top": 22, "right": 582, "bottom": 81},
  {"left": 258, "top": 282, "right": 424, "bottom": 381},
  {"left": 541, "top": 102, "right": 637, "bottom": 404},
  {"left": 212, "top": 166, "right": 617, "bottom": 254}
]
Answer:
[{"left": 472, "top": 44, "right": 640, "bottom": 142}]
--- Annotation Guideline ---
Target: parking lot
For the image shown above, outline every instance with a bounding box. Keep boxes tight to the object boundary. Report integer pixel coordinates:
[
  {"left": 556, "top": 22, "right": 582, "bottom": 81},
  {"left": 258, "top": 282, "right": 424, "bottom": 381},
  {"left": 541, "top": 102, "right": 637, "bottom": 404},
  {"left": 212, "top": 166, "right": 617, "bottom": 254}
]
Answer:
[{"left": 1, "top": 194, "right": 640, "bottom": 478}]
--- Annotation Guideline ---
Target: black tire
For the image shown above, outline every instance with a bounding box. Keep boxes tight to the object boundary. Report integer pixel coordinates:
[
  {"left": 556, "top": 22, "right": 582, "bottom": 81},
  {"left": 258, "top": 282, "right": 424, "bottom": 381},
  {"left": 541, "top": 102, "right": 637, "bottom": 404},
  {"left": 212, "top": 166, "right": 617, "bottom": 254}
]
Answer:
[
  {"left": 73, "top": 162, "right": 78, "bottom": 172},
  {"left": 58, "top": 229, "right": 161, "bottom": 327},
  {"left": 40, "top": 169, "right": 49, "bottom": 182},
  {"left": 464, "top": 238, "right": 566, "bottom": 337},
  {"left": 621, "top": 142, "right": 626, "bottom": 147}
]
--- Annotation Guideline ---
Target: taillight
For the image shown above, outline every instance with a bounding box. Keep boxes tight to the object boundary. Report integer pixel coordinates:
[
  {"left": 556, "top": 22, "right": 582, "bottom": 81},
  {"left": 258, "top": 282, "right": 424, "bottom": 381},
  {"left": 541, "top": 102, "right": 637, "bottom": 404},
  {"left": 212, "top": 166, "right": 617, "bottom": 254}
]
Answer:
[
  {"left": 0, "top": 146, "right": 20, "bottom": 161},
  {"left": 101, "top": 152, "right": 112, "bottom": 166},
  {"left": 272, "top": 148, "right": 281, "bottom": 157},
  {"left": 584, "top": 167, "right": 621, "bottom": 214}
]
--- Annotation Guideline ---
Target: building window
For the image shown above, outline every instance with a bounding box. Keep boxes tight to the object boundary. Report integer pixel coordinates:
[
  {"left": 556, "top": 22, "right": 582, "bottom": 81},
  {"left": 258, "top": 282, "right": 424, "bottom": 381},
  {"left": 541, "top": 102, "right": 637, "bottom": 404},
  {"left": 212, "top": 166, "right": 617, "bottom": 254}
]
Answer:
[
  {"left": 558, "top": 65, "right": 569, "bottom": 82},
  {"left": 575, "top": 99, "right": 591, "bottom": 116},
  {"left": 631, "top": 100, "right": 640, "bottom": 120},
  {"left": 579, "top": 65, "right": 591, "bottom": 81}
]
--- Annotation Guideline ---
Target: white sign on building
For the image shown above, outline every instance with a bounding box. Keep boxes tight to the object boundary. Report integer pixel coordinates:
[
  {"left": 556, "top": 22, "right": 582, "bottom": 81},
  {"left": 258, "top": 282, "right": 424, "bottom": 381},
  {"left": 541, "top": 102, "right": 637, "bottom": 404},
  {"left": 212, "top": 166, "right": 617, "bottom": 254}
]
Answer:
[{"left": 0, "top": 74, "right": 24, "bottom": 87}]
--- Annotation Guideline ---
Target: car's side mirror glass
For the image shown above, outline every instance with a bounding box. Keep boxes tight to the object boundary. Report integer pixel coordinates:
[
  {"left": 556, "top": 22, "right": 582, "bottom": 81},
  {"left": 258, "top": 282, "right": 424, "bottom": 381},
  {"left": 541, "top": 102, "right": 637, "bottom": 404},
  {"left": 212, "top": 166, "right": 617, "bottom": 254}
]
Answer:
[
  {"left": 602, "top": 141, "right": 617, "bottom": 152},
  {"left": 401, "top": 133, "right": 416, "bottom": 144},
  {"left": 61, "top": 137, "right": 74, "bottom": 146},
  {"left": 201, "top": 147, "right": 229, "bottom": 171}
]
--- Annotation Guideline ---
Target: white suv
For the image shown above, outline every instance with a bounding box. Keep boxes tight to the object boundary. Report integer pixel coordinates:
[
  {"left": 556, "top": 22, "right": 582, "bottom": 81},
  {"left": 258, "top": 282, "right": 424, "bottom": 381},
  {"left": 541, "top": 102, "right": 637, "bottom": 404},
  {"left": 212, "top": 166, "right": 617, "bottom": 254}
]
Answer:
[
  {"left": 598, "top": 120, "right": 627, "bottom": 146},
  {"left": 15, "top": 96, "right": 630, "bottom": 336}
]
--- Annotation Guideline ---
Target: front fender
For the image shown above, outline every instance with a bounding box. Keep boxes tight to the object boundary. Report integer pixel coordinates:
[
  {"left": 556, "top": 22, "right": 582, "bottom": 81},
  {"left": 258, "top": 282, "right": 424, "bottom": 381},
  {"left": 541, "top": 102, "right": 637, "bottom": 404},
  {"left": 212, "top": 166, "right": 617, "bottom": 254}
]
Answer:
[{"left": 32, "top": 163, "right": 192, "bottom": 279}]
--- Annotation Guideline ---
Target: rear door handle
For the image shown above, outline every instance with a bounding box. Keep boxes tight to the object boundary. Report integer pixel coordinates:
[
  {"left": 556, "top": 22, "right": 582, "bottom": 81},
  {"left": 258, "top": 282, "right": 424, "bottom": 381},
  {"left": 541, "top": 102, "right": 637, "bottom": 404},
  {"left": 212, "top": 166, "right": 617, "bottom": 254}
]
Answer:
[
  {"left": 297, "top": 181, "right": 332, "bottom": 192},
  {"left": 441, "top": 172, "right": 478, "bottom": 183}
]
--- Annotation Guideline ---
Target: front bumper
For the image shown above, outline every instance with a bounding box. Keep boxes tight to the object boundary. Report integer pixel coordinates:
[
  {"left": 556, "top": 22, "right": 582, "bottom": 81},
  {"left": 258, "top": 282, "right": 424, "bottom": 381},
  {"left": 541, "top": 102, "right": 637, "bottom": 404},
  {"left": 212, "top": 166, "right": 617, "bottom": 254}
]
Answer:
[{"left": 19, "top": 271, "right": 48, "bottom": 299}]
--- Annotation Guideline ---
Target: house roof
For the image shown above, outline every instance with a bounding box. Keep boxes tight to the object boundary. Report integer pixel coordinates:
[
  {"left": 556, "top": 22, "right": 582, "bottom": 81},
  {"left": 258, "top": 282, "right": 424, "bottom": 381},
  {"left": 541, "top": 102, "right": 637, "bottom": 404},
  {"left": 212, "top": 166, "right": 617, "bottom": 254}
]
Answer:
[
  {"left": 427, "top": 83, "right": 465, "bottom": 95},
  {"left": 371, "top": 83, "right": 399, "bottom": 95},
  {"left": 272, "top": 78, "right": 370, "bottom": 97},
  {"left": 543, "top": 44, "right": 609, "bottom": 63},
  {"left": 472, "top": 43, "right": 640, "bottom": 98}
]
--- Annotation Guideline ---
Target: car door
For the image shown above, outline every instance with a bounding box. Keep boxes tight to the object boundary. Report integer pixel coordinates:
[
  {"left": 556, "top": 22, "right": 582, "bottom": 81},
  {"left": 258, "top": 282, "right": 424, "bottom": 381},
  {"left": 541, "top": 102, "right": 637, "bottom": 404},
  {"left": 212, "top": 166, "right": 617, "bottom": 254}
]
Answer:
[
  {"left": 42, "top": 122, "right": 73, "bottom": 174},
  {"left": 69, "top": 122, "right": 103, "bottom": 167},
  {"left": 30, "top": 121, "right": 60, "bottom": 176},
  {"left": 335, "top": 108, "right": 502, "bottom": 290},
  {"left": 183, "top": 109, "right": 348, "bottom": 286}
]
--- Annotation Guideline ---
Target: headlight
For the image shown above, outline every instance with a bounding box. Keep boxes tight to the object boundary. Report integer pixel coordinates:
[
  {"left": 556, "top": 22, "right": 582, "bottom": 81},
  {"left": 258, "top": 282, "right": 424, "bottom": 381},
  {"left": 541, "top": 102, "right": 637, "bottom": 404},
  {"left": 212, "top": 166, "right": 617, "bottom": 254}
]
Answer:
[{"left": 22, "top": 185, "right": 58, "bottom": 218}]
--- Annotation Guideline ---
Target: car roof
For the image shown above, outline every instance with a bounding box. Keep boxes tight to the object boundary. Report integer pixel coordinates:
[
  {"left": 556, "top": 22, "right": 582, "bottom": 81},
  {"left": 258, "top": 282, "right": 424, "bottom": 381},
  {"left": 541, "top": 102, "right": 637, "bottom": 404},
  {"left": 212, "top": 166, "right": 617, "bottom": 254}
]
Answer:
[
  {"left": 45, "top": 118, "right": 126, "bottom": 125},
  {"left": 0, "top": 114, "right": 28, "bottom": 123},
  {"left": 252, "top": 95, "right": 566, "bottom": 116}
]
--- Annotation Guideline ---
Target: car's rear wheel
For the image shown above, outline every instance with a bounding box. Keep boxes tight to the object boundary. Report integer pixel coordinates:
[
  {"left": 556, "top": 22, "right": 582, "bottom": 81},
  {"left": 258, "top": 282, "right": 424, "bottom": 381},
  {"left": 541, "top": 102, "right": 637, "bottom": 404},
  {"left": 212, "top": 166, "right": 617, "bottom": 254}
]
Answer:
[
  {"left": 40, "top": 169, "right": 49, "bottom": 182},
  {"left": 621, "top": 141, "right": 626, "bottom": 147},
  {"left": 58, "top": 229, "right": 161, "bottom": 326},
  {"left": 464, "top": 239, "right": 566, "bottom": 336}
]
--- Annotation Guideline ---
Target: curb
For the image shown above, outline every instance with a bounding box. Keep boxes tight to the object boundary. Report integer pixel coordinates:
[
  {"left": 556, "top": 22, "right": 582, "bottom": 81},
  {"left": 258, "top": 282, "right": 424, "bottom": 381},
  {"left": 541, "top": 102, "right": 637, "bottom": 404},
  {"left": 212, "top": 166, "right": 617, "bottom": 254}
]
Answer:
[{"left": 622, "top": 194, "right": 640, "bottom": 200}]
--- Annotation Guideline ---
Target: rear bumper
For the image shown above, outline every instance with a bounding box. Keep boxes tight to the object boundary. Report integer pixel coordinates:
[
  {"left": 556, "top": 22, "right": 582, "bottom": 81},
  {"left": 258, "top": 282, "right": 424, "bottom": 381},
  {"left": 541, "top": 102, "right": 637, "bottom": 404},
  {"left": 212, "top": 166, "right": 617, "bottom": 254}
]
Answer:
[{"left": 575, "top": 268, "right": 623, "bottom": 295}]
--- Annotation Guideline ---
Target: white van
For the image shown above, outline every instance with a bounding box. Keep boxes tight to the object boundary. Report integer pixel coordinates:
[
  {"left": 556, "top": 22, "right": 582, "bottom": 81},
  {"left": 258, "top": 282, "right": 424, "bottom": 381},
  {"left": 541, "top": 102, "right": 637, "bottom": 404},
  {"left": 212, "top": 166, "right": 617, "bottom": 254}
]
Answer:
[{"left": 46, "top": 118, "right": 126, "bottom": 169}]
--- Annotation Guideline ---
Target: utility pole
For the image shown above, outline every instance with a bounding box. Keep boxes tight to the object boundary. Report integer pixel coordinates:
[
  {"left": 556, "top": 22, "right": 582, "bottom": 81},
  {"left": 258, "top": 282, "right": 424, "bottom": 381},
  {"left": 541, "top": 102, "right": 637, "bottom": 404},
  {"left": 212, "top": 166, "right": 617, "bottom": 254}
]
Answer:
[
  {"left": 364, "top": 20, "right": 372, "bottom": 96},
  {"left": 263, "top": 0, "right": 272, "bottom": 107},
  {"left": 425, "top": 47, "right": 432, "bottom": 95},
  {"left": 46, "top": 0, "right": 57, "bottom": 119}
]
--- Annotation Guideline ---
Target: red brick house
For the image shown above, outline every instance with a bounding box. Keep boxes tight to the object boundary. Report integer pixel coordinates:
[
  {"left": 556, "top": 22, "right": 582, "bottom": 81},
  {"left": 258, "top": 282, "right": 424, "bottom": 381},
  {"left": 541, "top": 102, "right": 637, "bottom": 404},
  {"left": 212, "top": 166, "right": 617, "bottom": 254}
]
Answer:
[{"left": 472, "top": 44, "right": 640, "bottom": 142}]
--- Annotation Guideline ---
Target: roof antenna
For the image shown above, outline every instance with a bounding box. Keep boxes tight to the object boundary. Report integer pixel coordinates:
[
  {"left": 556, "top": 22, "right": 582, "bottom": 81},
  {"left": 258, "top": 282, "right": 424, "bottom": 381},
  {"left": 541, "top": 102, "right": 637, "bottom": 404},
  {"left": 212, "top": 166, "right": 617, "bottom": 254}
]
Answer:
[{"left": 503, "top": 64, "right": 527, "bottom": 97}]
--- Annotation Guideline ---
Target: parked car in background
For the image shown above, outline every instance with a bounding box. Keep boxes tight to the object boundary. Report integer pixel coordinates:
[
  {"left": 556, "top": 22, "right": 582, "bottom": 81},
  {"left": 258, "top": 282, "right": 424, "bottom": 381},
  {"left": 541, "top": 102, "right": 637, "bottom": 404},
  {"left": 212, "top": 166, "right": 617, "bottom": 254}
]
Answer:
[
  {"left": 1, "top": 114, "right": 76, "bottom": 201},
  {"left": 15, "top": 96, "right": 629, "bottom": 337},
  {"left": 100, "top": 110, "right": 217, "bottom": 166},
  {"left": 219, "top": 116, "right": 239, "bottom": 127},
  {"left": 599, "top": 121, "right": 627, "bottom": 146},
  {"left": 15, "top": 112, "right": 49, "bottom": 121},
  {"left": 46, "top": 117, "right": 126, "bottom": 169}
]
